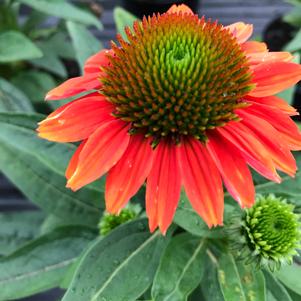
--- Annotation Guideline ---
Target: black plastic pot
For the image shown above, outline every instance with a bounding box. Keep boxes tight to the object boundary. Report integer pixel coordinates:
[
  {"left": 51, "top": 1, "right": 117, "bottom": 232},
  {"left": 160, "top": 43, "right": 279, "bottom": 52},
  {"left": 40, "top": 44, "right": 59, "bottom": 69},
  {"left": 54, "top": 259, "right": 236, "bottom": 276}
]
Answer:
[{"left": 121, "top": 0, "right": 200, "bottom": 18}]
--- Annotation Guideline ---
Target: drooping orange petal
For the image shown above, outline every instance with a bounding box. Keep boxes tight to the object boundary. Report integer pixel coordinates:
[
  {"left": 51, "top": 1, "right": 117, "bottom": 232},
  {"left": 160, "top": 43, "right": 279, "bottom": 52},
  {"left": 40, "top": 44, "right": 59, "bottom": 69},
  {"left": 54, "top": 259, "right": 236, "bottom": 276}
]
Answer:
[
  {"left": 237, "top": 109, "right": 297, "bottom": 176},
  {"left": 65, "top": 140, "right": 87, "bottom": 179},
  {"left": 225, "top": 22, "right": 253, "bottom": 44},
  {"left": 37, "top": 96, "right": 114, "bottom": 142},
  {"left": 241, "top": 41, "right": 268, "bottom": 53},
  {"left": 66, "top": 119, "right": 130, "bottom": 191},
  {"left": 84, "top": 49, "right": 114, "bottom": 74},
  {"left": 245, "top": 95, "right": 298, "bottom": 115},
  {"left": 249, "top": 62, "right": 301, "bottom": 97},
  {"left": 217, "top": 122, "right": 281, "bottom": 182},
  {"left": 167, "top": 4, "right": 194, "bottom": 15},
  {"left": 177, "top": 137, "right": 224, "bottom": 227},
  {"left": 145, "top": 141, "right": 181, "bottom": 234},
  {"left": 45, "top": 73, "right": 101, "bottom": 100},
  {"left": 244, "top": 102, "right": 301, "bottom": 150},
  {"left": 207, "top": 132, "right": 255, "bottom": 208},
  {"left": 247, "top": 52, "right": 293, "bottom": 66},
  {"left": 106, "top": 135, "right": 154, "bottom": 214}
]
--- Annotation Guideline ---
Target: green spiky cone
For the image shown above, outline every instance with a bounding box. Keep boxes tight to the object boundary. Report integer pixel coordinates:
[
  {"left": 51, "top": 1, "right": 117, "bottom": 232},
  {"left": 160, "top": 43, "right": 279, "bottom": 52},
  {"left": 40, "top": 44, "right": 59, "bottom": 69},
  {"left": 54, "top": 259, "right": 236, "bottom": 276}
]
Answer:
[
  {"left": 228, "top": 194, "right": 301, "bottom": 270},
  {"left": 98, "top": 203, "right": 141, "bottom": 236}
]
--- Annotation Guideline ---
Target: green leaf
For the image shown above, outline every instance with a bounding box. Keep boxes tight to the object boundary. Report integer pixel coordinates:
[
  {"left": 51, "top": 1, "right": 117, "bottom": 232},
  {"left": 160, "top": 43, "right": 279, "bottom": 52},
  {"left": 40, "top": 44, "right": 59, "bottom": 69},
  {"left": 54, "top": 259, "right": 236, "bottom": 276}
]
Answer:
[
  {"left": 19, "top": 0, "right": 102, "bottom": 29},
  {"left": 0, "top": 30, "right": 42, "bottom": 62},
  {"left": 0, "top": 143, "right": 102, "bottom": 225},
  {"left": 0, "top": 211, "right": 45, "bottom": 256},
  {"left": 0, "top": 77, "right": 34, "bottom": 112},
  {"left": 67, "top": 21, "right": 102, "bottom": 72},
  {"left": 0, "top": 226, "right": 96, "bottom": 300},
  {"left": 264, "top": 270, "right": 293, "bottom": 301},
  {"left": 114, "top": 6, "right": 138, "bottom": 41},
  {"left": 275, "top": 264, "right": 301, "bottom": 295},
  {"left": 277, "top": 53, "right": 300, "bottom": 105},
  {"left": 30, "top": 42, "right": 67, "bottom": 77},
  {"left": 152, "top": 233, "right": 206, "bottom": 301},
  {"left": 199, "top": 254, "right": 225, "bottom": 301},
  {"left": 62, "top": 219, "right": 169, "bottom": 301},
  {"left": 217, "top": 253, "right": 265, "bottom": 301},
  {"left": 11, "top": 71, "right": 57, "bottom": 103},
  {"left": 284, "top": 5, "right": 301, "bottom": 27}
]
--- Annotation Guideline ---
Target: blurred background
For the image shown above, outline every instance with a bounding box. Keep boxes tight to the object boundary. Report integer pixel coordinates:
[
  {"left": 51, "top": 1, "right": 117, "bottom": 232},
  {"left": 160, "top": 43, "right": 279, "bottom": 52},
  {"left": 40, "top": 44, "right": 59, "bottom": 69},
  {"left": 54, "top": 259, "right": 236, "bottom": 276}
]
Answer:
[{"left": 0, "top": 0, "right": 300, "bottom": 300}]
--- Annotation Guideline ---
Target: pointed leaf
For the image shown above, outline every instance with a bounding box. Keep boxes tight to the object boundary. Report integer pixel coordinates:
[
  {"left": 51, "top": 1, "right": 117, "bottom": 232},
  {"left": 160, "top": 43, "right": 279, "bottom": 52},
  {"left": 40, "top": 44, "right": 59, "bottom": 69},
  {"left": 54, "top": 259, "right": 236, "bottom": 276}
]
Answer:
[
  {"left": 0, "top": 211, "right": 45, "bottom": 256},
  {"left": 67, "top": 21, "right": 103, "bottom": 72},
  {"left": 152, "top": 233, "right": 206, "bottom": 301},
  {"left": 62, "top": 219, "right": 170, "bottom": 301},
  {"left": 19, "top": 0, "right": 102, "bottom": 29},
  {"left": 0, "top": 78, "right": 34, "bottom": 112},
  {"left": 0, "top": 226, "right": 96, "bottom": 300},
  {"left": 275, "top": 264, "right": 301, "bottom": 295},
  {"left": 0, "top": 31, "right": 42, "bottom": 62}
]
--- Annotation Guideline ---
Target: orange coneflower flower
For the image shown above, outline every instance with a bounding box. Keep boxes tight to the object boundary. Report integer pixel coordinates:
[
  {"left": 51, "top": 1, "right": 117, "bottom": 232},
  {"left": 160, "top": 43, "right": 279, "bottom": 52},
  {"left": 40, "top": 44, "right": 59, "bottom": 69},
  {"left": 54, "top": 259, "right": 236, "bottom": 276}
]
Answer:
[{"left": 38, "top": 4, "right": 301, "bottom": 234}]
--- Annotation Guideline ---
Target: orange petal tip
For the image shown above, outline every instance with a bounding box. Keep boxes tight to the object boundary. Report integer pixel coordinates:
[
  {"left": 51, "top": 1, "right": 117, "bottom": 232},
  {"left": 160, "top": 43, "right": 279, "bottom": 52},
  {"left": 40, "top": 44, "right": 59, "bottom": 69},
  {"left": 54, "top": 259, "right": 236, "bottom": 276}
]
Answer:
[{"left": 167, "top": 4, "right": 194, "bottom": 15}]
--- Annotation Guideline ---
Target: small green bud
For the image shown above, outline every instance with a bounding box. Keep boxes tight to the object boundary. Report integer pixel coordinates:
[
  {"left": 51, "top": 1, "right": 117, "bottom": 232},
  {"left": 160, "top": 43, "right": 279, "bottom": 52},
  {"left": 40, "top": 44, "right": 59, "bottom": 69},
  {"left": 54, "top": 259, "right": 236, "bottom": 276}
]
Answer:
[
  {"left": 229, "top": 194, "right": 301, "bottom": 270},
  {"left": 98, "top": 203, "right": 141, "bottom": 236}
]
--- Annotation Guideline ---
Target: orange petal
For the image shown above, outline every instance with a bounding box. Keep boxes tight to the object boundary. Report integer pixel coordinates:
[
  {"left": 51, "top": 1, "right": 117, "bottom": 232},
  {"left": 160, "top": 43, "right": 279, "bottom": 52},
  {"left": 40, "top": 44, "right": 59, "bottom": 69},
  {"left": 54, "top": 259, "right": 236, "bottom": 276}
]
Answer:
[
  {"left": 167, "top": 4, "right": 194, "bottom": 15},
  {"left": 105, "top": 135, "right": 154, "bottom": 214},
  {"left": 45, "top": 73, "right": 101, "bottom": 100},
  {"left": 241, "top": 41, "right": 268, "bottom": 53},
  {"left": 65, "top": 140, "right": 87, "bottom": 179},
  {"left": 244, "top": 102, "right": 301, "bottom": 150},
  {"left": 249, "top": 62, "right": 301, "bottom": 97},
  {"left": 245, "top": 95, "right": 298, "bottom": 115},
  {"left": 38, "top": 96, "right": 114, "bottom": 142},
  {"left": 207, "top": 132, "right": 255, "bottom": 208},
  {"left": 177, "top": 137, "right": 224, "bottom": 227},
  {"left": 145, "top": 141, "right": 181, "bottom": 234},
  {"left": 217, "top": 122, "right": 281, "bottom": 182},
  {"left": 84, "top": 49, "right": 114, "bottom": 74},
  {"left": 225, "top": 22, "right": 253, "bottom": 44},
  {"left": 247, "top": 52, "right": 293, "bottom": 66},
  {"left": 66, "top": 119, "right": 130, "bottom": 191},
  {"left": 237, "top": 109, "right": 297, "bottom": 176}
]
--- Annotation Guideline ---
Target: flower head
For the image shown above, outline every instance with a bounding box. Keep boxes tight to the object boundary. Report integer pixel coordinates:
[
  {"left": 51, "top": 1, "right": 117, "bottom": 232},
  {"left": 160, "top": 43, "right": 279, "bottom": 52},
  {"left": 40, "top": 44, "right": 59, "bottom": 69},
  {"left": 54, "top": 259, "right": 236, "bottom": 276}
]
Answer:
[
  {"left": 37, "top": 4, "right": 301, "bottom": 234},
  {"left": 230, "top": 194, "right": 301, "bottom": 270}
]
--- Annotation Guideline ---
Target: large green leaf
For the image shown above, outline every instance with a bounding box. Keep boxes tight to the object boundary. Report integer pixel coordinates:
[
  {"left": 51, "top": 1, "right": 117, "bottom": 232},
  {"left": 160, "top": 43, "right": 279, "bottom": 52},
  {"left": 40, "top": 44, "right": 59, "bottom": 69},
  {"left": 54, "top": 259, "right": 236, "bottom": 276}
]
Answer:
[
  {"left": 200, "top": 255, "right": 225, "bottom": 301},
  {"left": 218, "top": 253, "right": 265, "bottom": 301},
  {"left": 0, "top": 211, "right": 45, "bottom": 256},
  {"left": 275, "top": 264, "right": 301, "bottom": 295},
  {"left": 264, "top": 271, "right": 293, "bottom": 301},
  {"left": 67, "top": 21, "right": 102, "bottom": 72},
  {"left": 114, "top": 6, "right": 138, "bottom": 41},
  {"left": 11, "top": 71, "right": 57, "bottom": 103},
  {"left": 0, "top": 30, "right": 42, "bottom": 62},
  {"left": 152, "top": 233, "right": 206, "bottom": 301},
  {"left": 63, "top": 219, "right": 169, "bottom": 301},
  {"left": 0, "top": 78, "right": 34, "bottom": 112},
  {"left": 0, "top": 226, "right": 96, "bottom": 300},
  {"left": 0, "top": 143, "right": 102, "bottom": 225},
  {"left": 30, "top": 42, "right": 67, "bottom": 78},
  {"left": 19, "top": 0, "right": 102, "bottom": 29}
]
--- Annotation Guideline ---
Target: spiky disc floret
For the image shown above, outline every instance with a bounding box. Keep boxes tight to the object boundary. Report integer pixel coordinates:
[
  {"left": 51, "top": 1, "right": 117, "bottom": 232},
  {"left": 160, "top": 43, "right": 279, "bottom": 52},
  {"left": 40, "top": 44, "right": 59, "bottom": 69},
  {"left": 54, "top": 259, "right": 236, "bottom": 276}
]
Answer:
[
  {"left": 101, "top": 12, "right": 253, "bottom": 143},
  {"left": 229, "top": 194, "right": 301, "bottom": 270}
]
